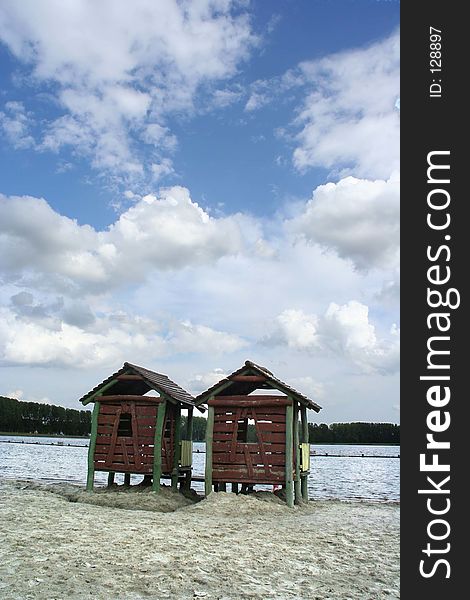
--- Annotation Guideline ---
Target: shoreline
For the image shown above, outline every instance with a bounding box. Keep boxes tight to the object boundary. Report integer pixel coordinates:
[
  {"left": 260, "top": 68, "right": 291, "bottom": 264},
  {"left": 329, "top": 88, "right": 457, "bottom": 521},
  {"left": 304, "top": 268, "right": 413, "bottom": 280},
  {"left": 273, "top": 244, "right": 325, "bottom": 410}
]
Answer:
[
  {"left": 0, "top": 433, "right": 400, "bottom": 446},
  {"left": 0, "top": 479, "right": 399, "bottom": 599}
]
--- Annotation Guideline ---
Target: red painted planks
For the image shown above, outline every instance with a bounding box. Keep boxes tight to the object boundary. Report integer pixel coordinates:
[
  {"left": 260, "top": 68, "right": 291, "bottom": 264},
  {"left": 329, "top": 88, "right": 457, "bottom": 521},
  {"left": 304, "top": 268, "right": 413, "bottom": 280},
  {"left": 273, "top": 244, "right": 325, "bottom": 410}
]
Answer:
[
  {"left": 213, "top": 441, "right": 285, "bottom": 453},
  {"left": 213, "top": 453, "right": 285, "bottom": 466}
]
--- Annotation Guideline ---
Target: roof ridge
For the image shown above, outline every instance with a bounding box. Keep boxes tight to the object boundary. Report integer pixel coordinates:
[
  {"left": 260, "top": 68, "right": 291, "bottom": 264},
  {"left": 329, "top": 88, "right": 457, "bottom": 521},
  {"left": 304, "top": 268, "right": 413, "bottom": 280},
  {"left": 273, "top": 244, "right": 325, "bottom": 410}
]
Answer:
[
  {"left": 80, "top": 362, "right": 199, "bottom": 409},
  {"left": 195, "top": 360, "right": 322, "bottom": 412}
]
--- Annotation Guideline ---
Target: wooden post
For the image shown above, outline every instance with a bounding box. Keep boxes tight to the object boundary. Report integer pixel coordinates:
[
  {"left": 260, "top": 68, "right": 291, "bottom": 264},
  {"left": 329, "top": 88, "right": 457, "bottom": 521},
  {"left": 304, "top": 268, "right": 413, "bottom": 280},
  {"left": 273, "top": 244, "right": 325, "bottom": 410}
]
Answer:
[
  {"left": 182, "top": 406, "right": 194, "bottom": 493},
  {"left": 187, "top": 407, "right": 194, "bottom": 439},
  {"left": 231, "top": 482, "right": 238, "bottom": 494},
  {"left": 107, "top": 472, "right": 115, "bottom": 487},
  {"left": 152, "top": 401, "right": 166, "bottom": 492},
  {"left": 171, "top": 406, "right": 182, "bottom": 491},
  {"left": 219, "top": 482, "right": 227, "bottom": 492},
  {"left": 205, "top": 404, "right": 214, "bottom": 496},
  {"left": 182, "top": 469, "right": 192, "bottom": 493},
  {"left": 86, "top": 401, "right": 100, "bottom": 492},
  {"left": 124, "top": 473, "right": 131, "bottom": 487},
  {"left": 293, "top": 401, "right": 301, "bottom": 504},
  {"left": 300, "top": 404, "right": 309, "bottom": 501},
  {"left": 285, "top": 402, "right": 294, "bottom": 508}
]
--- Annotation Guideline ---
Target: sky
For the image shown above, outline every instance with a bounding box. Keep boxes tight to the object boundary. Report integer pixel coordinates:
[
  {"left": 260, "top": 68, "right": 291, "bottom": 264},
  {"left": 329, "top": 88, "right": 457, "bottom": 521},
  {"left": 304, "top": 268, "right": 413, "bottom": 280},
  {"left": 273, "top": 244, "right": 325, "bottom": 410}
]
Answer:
[{"left": 0, "top": 0, "right": 400, "bottom": 423}]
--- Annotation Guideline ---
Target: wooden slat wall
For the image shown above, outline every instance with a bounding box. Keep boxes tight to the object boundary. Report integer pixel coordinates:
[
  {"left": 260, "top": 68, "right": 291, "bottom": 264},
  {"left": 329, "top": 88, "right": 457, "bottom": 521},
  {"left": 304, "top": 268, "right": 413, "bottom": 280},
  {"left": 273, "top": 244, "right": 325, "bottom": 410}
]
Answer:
[
  {"left": 94, "top": 402, "right": 161, "bottom": 474},
  {"left": 161, "top": 404, "right": 175, "bottom": 473},
  {"left": 211, "top": 400, "right": 287, "bottom": 484}
]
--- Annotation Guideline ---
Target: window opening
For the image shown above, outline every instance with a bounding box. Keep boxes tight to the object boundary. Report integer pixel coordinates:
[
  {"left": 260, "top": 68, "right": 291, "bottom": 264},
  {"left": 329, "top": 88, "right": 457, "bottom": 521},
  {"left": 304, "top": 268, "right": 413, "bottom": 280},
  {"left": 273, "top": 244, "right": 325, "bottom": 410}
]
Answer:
[
  {"left": 237, "top": 418, "right": 259, "bottom": 443},
  {"left": 118, "top": 412, "right": 133, "bottom": 437}
]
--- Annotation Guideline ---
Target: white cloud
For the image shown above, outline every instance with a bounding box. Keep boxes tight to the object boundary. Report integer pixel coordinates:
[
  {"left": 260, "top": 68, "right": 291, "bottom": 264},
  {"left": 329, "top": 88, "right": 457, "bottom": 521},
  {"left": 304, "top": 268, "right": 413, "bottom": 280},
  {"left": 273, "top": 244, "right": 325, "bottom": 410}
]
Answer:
[
  {"left": 0, "top": 0, "right": 256, "bottom": 183},
  {"left": 4, "top": 388, "right": 51, "bottom": 404},
  {"left": 265, "top": 301, "right": 399, "bottom": 375},
  {"left": 0, "top": 303, "right": 245, "bottom": 369},
  {"left": 169, "top": 321, "right": 246, "bottom": 355},
  {"left": 376, "top": 269, "right": 400, "bottom": 306},
  {"left": 211, "top": 87, "right": 243, "bottom": 108},
  {"left": 270, "top": 309, "right": 320, "bottom": 350},
  {"left": 0, "top": 187, "right": 260, "bottom": 293},
  {"left": 289, "top": 376, "right": 325, "bottom": 401},
  {"left": 292, "top": 30, "right": 399, "bottom": 179},
  {"left": 140, "top": 123, "right": 177, "bottom": 151},
  {"left": 188, "top": 368, "right": 228, "bottom": 393},
  {"left": 151, "top": 158, "right": 175, "bottom": 181},
  {"left": 289, "top": 174, "right": 399, "bottom": 271},
  {"left": 245, "top": 92, "right": 269, "bottom": 112},
  {"left": 0, "top": 101, "right": 35, "bottom": 149}
]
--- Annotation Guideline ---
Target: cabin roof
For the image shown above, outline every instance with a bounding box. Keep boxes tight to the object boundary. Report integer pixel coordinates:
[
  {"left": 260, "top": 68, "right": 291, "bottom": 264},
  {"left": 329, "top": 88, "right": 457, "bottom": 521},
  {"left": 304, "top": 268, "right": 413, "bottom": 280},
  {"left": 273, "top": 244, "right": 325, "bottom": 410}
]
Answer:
[
  {"left": 79, "top": 362, "right": 202, "bottom": 410},
  {"left": 194, "top": 360, "right": 322, "bottom": 412}
]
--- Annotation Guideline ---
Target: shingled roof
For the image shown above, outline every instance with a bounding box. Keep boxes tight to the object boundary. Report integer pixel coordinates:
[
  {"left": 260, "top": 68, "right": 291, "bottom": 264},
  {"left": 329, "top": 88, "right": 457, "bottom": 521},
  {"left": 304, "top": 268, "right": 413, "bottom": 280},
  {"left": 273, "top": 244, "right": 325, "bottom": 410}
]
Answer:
[
  {"left": 79, "top": 362, "right": 200, "bottom": 409},
  {"left": 194, "top": 360, "right": 322, "bottom": 412}
]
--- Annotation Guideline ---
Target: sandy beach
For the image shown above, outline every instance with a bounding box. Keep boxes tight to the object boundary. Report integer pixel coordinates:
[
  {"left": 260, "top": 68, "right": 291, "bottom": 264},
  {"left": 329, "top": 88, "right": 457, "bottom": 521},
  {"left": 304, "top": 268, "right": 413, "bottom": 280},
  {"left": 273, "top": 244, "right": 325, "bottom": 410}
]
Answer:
[{"left": 0, "top": 480, "right": 399, "bottom": 600}]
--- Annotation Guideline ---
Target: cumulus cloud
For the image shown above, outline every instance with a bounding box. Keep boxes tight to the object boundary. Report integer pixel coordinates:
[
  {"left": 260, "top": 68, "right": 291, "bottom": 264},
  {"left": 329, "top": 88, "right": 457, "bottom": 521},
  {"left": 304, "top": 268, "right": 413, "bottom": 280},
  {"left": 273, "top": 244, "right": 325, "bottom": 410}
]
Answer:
[
  {"left": 0, "top": 304, "right": 245, "bottom": 369},
  {"left": 265, "top": 301, "right": 399, "bottom": 375},
  {"left": 289, "top": 174, "right": 399, "bottom": 271},
  {"left": 0, "top": 0, "right": 255, "bottom": 183},
  {"left": 0, "top": 187, "right": 260, "bottom": 293},
  {"left": 267, "top": 309, "right": 320, "bottom": 350},
  {"left": 166, "top": 321, "right": 246, "bottom": 355},
  {"left": 292, "top": 30, "right": 399, "bottom": 179}
]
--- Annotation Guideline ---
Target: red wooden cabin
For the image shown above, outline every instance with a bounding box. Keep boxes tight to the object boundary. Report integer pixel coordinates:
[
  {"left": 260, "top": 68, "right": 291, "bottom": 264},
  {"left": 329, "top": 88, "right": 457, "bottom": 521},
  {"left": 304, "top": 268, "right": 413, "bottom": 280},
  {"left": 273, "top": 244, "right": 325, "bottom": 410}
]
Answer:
[
  {"left": 194, "top": 361, "right": 322, "bottom": 507},
  {"left": 79, "top": 362, "right": 200, "bottom": 492}
]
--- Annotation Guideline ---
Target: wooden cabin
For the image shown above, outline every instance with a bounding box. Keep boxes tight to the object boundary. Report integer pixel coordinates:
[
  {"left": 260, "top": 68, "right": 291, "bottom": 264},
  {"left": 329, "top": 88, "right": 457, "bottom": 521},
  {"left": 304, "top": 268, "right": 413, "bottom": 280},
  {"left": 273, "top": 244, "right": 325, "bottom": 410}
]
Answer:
[
  {"left": 194, "top": 361, "right": 322, "bottom": 507},
  {"left": 79, "top": 362, "right": 200, "bottom": 493}
]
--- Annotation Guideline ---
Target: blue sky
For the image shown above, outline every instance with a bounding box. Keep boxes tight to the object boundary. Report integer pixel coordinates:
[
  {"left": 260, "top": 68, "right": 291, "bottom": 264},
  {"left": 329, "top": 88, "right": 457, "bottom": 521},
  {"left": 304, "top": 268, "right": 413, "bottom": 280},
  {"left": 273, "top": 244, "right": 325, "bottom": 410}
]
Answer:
[{"left": 0, "top": 1, "right": 400, "bottom": 422}]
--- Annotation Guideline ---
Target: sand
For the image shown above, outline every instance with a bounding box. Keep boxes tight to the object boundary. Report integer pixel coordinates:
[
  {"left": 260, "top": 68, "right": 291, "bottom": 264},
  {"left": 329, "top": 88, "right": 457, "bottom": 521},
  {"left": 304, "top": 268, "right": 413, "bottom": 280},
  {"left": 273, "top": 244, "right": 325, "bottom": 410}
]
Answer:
[{"left": 0, "top": 480, "right": 399, "bottom": 600}]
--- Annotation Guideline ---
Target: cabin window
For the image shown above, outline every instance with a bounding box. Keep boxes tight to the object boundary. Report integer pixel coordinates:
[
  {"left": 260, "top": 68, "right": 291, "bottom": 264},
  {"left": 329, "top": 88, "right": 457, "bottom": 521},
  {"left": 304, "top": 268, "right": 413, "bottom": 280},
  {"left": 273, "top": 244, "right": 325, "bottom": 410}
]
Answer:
[
  {"left": 118, "top": 412, "right": 133, "bottom": 437},
  {"left": 237, "top": 418, "right": 248, "bottom": 442},
  {"left": 236, "top": 418, "right": 258, "bottom": 443}
]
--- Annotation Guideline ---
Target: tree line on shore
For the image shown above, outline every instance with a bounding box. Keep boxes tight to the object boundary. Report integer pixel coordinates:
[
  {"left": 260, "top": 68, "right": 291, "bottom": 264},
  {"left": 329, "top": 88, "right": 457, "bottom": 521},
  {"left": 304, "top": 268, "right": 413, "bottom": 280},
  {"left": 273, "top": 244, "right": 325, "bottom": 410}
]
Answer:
[
  {"left": 1, "top": 397, "right": 399, "bottom": 444},
  {"left": 0, "top": 396, "right": 91, "bottom": 436}
]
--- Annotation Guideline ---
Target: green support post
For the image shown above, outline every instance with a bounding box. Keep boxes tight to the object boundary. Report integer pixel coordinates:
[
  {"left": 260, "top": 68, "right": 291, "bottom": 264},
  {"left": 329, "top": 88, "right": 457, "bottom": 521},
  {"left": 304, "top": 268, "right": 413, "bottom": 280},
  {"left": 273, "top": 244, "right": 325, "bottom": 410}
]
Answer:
[
  {"left": 107, "top": 472, "right": 115, "bottom": 487},
  {"left": 187, "top": 407, "right": 194, "bottom": 439},
  {"left": 124, "top": 473, "right": 131, "bottom": 487},
  {"left": 86, "top": 401, "right": 100, "bottom": 492},
  {"left": 152, "top": 401, "right": 166, "bottom": 493},
  {"left": 300, "top": 404, "right": 309, "bottom": 501},
  {"left": 171, "top": 406, "right": 182, "bottom": 491},
  {"left": 293, "top": 401, "right": 301, "bottom": 505},
  {"left": 183, "top": 406, "right": 195, "bottom": 492},
  {"left": 205, "top": 404, "right": 214, "bottom": 496},
  {"left": 285, "top": 402, "right": 294, "bottom": 508},
  {"left": 231, "top": 482, "right": 238, "bottom": 494}
]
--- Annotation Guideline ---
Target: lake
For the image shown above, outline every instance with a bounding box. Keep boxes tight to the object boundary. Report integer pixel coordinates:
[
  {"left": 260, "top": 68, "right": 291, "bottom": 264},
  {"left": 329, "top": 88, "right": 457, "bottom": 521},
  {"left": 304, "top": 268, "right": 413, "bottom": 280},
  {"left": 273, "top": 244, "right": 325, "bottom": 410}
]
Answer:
[{"left": 0, "top": 436, "right": 399, "bottom": 502}]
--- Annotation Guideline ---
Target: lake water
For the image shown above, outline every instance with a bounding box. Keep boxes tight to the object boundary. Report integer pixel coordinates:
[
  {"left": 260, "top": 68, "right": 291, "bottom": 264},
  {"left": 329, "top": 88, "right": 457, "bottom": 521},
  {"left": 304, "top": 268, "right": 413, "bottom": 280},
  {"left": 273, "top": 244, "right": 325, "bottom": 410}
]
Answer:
[{"left": 0, "top": 436, "right": 399, "bottom": 502}]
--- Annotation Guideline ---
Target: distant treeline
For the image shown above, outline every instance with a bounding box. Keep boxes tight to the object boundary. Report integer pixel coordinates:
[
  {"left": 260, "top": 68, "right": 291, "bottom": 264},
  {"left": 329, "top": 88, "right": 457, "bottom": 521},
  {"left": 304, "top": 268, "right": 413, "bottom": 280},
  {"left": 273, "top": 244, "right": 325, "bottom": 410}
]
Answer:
[
  {"left": 0, "top": 396, "right": 91, "bottom": 436},
  {"left": 188, "top": 416, "right": 399, "bottom": 444},
  {"left": 308, "top": 422, "right": 400, "bottom": 444},
  {"left": 0, "top": 397, "right": 399, "bottom": 444}
]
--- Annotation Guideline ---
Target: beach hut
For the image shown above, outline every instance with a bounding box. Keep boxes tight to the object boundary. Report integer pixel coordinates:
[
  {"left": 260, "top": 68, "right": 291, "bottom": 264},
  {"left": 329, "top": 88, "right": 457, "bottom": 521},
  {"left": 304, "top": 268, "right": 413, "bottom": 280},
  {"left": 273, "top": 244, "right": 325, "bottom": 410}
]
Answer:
[
  {"left": 194, "top": 361, "right": 322, "bottom": 507},
  {"left": 79, "top": 362, "right": 200, "bottom": 493}
]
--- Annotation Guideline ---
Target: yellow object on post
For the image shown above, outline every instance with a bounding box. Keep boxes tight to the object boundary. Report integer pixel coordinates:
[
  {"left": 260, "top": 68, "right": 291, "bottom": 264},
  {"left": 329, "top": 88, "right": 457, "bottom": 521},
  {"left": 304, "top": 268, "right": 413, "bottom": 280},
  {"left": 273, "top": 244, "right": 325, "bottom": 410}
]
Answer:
[
  {"left": 180, "top": 440, "right": 193, "bottom": 467},
  {"left": 300, "top": 442, "right": 310, "bottom": 472}
]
